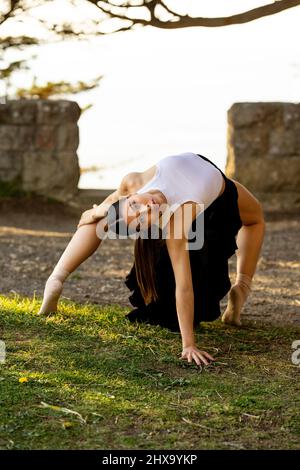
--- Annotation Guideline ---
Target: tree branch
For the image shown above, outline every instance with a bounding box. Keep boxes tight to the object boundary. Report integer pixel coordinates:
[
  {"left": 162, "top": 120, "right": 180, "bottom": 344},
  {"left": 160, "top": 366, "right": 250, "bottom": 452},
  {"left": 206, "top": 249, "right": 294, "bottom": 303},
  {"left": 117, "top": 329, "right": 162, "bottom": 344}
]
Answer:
[
  {"left": 87, "top": 0, "right": 300, "bottom": 30},
  {"left": 151, "top": 0, "right": 300, "bottom": 28},
  {"left": 1, "top": 0, "right": 300, "bottom": 38},
  {"left": 89, "top": 0, "right": 148, "bottom": 26},
  {"left": 0, "top": 0, "right": 20, "bottom": 26}
]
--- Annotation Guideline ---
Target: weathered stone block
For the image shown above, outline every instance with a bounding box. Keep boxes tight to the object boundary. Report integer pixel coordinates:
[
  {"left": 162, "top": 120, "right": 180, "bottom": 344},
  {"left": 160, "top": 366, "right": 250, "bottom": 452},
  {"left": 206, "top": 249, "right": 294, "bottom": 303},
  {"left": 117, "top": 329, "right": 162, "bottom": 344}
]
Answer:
[
  {"left": 0, "top": 99, "right": 37, "bottom": 125},
  {"left": 0, "top": 150, "right": 22, "bottom": 171},
  {"left": 226, "top": 102, "right": 300, "bottom": 210},
  {"left": 36, "top": 100, "right": 81, "bottom": 125},
  {"left": 56, "top": 123, "right": 79, "bottom": 151},
  {"left": 0, "top": 99, "right": 81, "bottom": 201},
  {"left": 22, "top": 150, "right": 80, "bottom": 200},
  {"left": 269, "top": 126, "right": 300, "bottom": 157},
  {"left": 0, "top": 125, "right": 35, "bottom": 150},
  {"left": 34, "top": 126, "right": 57, "bottom": 151},
  {"left": 228, "top": 102, "right": 283, "bottom": 128}
]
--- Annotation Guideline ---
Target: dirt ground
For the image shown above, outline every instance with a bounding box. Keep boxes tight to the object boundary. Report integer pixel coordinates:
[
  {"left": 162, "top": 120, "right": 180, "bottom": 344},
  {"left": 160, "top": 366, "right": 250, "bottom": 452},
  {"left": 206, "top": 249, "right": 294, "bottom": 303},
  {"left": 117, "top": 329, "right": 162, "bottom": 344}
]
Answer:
[{"left": 0, "top": 196, "right": 299, "bottom": 326}]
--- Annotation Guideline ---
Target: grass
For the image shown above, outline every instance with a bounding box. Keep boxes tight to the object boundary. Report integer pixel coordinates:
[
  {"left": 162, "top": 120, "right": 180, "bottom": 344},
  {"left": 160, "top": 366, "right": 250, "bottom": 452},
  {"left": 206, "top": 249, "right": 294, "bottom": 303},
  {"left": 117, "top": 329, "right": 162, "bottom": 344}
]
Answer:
[
  {"left": 0, "top": 293, "right": 300, "bottom": 450},
  {"left": 0, "top": 181, "right": 29, "bottom": 198},
  {"left": 0, "top": 180, "right": 63, "bottom": 204}
]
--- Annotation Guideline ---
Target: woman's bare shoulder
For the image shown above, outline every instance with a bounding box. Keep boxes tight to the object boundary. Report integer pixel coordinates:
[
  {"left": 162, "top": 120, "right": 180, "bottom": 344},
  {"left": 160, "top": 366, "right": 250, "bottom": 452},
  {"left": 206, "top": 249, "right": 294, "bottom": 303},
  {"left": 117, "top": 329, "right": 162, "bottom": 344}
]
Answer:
[
  {"left": 119, "top": 172, "right": 142, "bottom": 195},
  {"left": 120, "top": 166, "right": 156, "bottom": 194}
]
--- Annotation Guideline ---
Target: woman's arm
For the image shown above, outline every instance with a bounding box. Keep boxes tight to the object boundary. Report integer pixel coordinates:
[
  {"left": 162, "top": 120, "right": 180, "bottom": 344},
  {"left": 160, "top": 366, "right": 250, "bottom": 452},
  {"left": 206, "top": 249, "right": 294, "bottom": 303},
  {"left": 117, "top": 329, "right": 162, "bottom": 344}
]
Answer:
[
  {"left": 93, "top": 172, "right": 137, "bottom": 219},
  {"left": 77, "top": 173, "right": 134, "bottom": 228},
  {"left": 93, "top": 189, "right": 123, "bottom": 218},
  {"left": 165, "top": 209, "right": 215, "bottom": 366},
  {"left": 165, "top": 235, "right": 196, "bottom": 348}
]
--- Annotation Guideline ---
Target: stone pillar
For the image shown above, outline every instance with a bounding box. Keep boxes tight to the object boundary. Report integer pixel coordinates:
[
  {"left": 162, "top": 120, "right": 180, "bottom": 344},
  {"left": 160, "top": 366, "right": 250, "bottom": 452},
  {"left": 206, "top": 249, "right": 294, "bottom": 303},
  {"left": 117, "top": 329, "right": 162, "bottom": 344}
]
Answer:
[
  {"left": 0, "top": 99, "right": 81, "bottom": 202},
  {"left": 226, "top": 102, "right": 300, "bottom": 210}
]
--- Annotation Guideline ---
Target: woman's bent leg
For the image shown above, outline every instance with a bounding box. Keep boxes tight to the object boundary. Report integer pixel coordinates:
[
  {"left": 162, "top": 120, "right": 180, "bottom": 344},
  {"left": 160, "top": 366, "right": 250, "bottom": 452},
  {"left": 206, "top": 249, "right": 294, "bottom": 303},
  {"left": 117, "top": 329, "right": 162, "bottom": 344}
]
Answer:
[
  {"left": 222, "top": 179, "right": 265, "bottom": 326},
  {"left": 38, "top": 222, "right": 101, "bottom": 315}
]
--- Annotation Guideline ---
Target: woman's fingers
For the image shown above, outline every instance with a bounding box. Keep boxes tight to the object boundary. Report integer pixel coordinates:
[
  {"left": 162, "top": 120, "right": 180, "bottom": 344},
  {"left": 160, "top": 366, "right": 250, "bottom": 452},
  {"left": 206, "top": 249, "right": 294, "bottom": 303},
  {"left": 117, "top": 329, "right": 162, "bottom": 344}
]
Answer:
[
  {"left": 198, "top": 354, "right": 209, "bottom": 366},
  {"left": 182, "top": 352, "right": 198, "bottom": 365},
  {"left": 192, "top": 352, "right": 201, "bottom": 366},
  {"left": 181, "top": 351, "right": 214, "bottom": 366},
  {"left": 181, "top": 352, "right": 193, "bottom": 363},
  {"left": 202, "top": 351, "right": 216, "bottom": 361}
]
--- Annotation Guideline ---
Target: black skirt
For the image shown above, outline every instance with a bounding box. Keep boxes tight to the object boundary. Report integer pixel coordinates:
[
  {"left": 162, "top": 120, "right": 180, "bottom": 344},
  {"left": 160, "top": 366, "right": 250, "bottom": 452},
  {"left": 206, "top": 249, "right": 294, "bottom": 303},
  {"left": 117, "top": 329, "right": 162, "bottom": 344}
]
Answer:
[{"left": 123, "top": 154, "right": 243, "bottom": 332}]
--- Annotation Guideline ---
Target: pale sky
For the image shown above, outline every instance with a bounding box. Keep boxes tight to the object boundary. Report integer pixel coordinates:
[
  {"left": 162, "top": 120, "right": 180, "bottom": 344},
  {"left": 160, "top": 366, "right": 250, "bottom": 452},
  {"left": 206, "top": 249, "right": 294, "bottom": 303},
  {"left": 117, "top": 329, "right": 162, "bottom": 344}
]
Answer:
[{"left": 2, "top": 1, "right": 300, "bottom": 188}]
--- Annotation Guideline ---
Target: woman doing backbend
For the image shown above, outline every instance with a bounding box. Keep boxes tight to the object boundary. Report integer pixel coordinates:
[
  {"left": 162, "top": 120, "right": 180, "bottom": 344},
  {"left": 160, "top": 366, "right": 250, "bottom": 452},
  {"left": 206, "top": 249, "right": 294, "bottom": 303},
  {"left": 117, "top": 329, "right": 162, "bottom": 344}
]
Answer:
[{"left": 37, "top": 152, "right": 265, "bottom": 367}]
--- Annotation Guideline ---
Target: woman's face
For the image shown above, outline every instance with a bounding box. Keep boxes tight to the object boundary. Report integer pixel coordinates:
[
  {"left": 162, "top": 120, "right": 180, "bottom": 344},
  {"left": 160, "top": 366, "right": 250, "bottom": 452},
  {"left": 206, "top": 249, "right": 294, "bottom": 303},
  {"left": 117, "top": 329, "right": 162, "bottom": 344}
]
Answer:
[{"left": 124, "top": 192, "right": 163, "bottom": 230}]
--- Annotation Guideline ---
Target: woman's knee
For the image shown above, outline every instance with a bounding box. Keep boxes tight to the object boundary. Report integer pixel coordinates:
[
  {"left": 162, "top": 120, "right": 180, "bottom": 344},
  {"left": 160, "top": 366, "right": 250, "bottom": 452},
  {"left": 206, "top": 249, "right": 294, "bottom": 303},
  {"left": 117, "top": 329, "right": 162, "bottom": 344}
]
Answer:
[{"left": 76, "top": 221, "right": 99, "bottom": 237}]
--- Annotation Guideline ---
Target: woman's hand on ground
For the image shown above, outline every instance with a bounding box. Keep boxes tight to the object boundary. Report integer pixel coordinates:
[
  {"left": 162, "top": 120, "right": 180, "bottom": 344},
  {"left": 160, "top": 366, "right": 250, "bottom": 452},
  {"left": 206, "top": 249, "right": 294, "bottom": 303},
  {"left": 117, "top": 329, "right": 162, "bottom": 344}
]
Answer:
[
  {"left": 77, "top": 207, "right": 99, "bottom": 228},
  {"left": 180, "top": 345, "right": 215, "bottom": 366}
]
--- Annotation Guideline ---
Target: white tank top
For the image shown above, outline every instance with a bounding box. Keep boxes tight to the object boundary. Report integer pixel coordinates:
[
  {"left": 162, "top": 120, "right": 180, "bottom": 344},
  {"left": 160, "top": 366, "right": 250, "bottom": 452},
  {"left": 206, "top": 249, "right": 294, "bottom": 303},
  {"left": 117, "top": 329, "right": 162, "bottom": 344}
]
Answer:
[{"left": 136, "top": 152, "right": 224, "bottom": 212}]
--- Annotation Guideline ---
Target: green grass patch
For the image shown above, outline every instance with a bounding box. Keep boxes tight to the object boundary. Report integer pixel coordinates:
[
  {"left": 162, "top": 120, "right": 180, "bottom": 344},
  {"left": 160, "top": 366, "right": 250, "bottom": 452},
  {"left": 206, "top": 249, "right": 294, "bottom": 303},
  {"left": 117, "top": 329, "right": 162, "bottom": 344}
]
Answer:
[
  {"left": 0, "top": 293, "right": 299, "bottom": 450},
  {"left": 0, "top": 180, "right": 29, "bottom": 198},
  {"left": 0, "top": 180, "right": 63, "bottom": 204}
]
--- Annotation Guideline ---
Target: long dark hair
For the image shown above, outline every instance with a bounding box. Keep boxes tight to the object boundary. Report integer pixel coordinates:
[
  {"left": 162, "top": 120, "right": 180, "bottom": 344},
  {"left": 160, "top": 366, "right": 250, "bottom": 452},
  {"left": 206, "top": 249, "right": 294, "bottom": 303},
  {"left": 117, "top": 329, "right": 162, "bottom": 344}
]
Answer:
[
  {"left": 134, "top": 226, "right": 165, "bottom": 305},
  {"left": 106, "top": 199, "right": 165, "bottom": 305}
]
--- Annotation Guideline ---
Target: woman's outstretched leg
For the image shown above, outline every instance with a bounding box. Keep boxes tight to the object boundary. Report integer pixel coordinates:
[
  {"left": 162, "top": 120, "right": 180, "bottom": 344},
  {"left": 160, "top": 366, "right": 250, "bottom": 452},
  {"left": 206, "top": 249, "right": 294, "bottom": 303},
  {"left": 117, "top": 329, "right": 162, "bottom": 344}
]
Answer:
[
  {"left": 38, "top": 222, "right": 101, "bottom": 315},
  {"left": 222, "top": 180, "right": 265, "bottom": 326}
]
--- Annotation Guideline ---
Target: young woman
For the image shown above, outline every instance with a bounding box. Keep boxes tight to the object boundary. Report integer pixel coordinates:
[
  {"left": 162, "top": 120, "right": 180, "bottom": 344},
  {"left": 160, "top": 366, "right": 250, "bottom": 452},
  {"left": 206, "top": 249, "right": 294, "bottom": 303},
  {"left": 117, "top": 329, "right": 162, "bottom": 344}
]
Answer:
[{"left": 37, "top": 152, "right": 265, "bottom": 367}]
